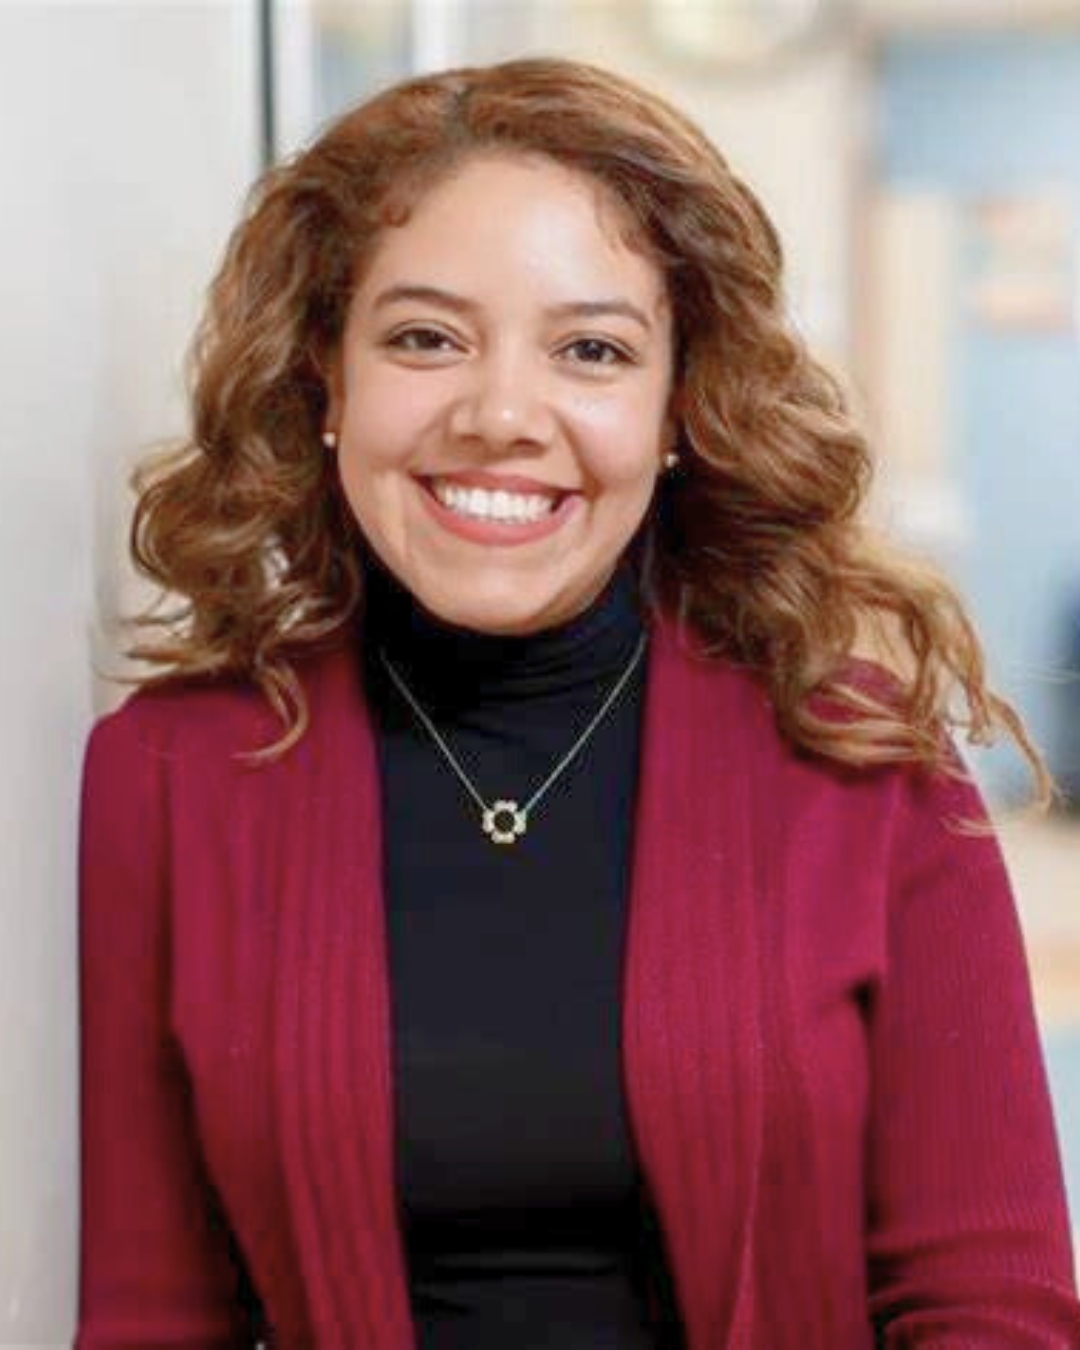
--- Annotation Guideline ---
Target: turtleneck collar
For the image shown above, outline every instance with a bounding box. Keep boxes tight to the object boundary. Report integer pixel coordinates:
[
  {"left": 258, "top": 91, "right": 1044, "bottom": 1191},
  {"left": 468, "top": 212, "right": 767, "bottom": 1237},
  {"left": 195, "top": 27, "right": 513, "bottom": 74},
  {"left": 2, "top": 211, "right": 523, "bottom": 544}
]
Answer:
[{"left": 357, "top": 549, "right": 647, "bottom": 709}]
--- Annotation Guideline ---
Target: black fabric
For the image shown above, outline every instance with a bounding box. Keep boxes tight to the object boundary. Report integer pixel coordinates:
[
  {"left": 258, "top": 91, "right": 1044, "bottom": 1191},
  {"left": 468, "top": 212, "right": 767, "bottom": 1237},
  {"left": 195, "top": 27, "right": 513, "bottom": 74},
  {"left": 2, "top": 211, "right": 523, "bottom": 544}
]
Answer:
[{"left": 358, "top": 549, "right": 684, "bottom": 1349}]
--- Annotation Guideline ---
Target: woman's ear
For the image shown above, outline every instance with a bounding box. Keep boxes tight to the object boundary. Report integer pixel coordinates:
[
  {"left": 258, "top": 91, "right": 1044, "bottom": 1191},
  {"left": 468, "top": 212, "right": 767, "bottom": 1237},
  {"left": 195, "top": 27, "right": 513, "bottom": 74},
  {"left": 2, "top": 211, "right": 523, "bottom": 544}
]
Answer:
[
  {"left": 662, "top": 385, "right": 685, "bottom": 451},
  {"left": 312, "top": 340, "right": 344, "bottom": 431},
  {"left": 325, "top": 385, "right": 342, "bottom": 434}
]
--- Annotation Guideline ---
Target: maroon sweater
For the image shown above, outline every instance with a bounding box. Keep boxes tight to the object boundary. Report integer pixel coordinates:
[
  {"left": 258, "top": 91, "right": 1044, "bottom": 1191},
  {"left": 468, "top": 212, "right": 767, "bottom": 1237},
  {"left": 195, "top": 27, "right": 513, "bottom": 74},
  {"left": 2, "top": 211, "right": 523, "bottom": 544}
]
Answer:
[{"left": 76, "top": 603, "right": 1080, "bottom": 1347}]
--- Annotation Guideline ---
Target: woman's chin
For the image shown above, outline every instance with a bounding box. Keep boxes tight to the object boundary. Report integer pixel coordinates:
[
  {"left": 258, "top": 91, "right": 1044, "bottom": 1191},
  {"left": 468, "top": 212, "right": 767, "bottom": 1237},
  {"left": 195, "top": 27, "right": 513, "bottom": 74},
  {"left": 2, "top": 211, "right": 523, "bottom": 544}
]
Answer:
[{"left": 407, "top": 574, "right": 596, "bottom": 638}]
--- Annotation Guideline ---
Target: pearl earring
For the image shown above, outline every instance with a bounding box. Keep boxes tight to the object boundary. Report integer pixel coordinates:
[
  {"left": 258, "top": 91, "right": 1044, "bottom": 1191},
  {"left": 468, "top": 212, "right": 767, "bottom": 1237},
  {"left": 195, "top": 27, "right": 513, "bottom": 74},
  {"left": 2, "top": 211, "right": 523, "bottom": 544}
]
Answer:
[
  {"left": 322, "top": 430, "right": 338, "bottom": 450},
  {"left": 663, "top": 450, "right": 680, "bottom": 471}
]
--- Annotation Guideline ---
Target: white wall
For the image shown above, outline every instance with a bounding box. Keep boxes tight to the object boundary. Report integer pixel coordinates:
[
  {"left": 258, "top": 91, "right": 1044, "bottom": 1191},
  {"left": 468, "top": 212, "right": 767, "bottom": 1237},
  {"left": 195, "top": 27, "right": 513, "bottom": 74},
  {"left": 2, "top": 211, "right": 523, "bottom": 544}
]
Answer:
[{"left": 0, "top": 3, "right": 259, "bottom": 1342}]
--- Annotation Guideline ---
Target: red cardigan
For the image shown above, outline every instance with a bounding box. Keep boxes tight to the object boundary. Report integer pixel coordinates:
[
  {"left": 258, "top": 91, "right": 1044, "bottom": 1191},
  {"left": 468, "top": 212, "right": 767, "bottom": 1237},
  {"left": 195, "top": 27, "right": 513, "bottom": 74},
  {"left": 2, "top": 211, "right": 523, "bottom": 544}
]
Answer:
[{"left": 76, "top": 605, "right": 1080, "bottom": 1348}]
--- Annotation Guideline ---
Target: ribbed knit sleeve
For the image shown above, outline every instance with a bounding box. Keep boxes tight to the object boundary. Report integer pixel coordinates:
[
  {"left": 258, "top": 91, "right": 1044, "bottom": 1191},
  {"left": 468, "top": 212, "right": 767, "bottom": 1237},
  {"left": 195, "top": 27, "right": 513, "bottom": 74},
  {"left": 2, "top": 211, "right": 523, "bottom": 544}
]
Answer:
[
  {"left": 76, "top": 704, "right": 260, "bottom": 1348},
  {"left": 865, "top": 747, "right": 1080, "bottom": 1346}
]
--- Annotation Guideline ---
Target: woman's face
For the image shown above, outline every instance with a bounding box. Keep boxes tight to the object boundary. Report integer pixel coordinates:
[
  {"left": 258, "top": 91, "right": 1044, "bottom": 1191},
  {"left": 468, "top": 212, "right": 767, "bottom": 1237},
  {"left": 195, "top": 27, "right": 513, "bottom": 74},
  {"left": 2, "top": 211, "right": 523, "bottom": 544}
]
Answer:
[{"left": 325, "top": 152, "right": 678, "bottom": 635}]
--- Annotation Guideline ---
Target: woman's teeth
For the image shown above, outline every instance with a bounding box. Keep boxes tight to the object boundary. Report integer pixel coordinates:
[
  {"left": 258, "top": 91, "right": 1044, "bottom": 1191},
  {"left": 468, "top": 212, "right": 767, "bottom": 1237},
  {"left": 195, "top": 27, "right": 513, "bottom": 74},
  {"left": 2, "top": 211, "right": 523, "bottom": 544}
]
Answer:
[{"left": 430, "top": 479, "right": 559, "bottom": 523}]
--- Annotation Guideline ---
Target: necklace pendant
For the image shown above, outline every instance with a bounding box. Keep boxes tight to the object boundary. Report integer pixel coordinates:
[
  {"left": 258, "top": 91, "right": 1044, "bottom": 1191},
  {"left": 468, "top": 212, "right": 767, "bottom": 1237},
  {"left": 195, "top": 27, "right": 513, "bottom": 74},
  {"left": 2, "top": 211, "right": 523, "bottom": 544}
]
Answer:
[{"left": 482, "top": 799, "right": 528, "bottom": 846}]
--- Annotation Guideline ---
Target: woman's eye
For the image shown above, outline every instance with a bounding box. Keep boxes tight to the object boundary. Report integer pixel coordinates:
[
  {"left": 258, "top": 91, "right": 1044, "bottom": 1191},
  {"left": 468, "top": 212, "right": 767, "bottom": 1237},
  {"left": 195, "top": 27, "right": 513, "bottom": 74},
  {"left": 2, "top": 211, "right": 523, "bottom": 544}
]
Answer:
[
  {"left": 563, "top": 337, "right": 632, "bottom": 367},
  {"left": 386, "top": 327, "right": 457, "bottom": 353},
  {"left": 384, "top": 328, "right": 632, "bottom": 366}
]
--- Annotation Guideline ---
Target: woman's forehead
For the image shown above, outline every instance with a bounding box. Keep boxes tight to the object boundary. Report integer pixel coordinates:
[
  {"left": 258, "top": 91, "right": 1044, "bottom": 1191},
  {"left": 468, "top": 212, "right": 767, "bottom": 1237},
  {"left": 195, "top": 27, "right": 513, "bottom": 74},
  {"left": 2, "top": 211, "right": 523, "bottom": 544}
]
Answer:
[{"left": 355, "top": 152, "right": 670, "bottom": 316}]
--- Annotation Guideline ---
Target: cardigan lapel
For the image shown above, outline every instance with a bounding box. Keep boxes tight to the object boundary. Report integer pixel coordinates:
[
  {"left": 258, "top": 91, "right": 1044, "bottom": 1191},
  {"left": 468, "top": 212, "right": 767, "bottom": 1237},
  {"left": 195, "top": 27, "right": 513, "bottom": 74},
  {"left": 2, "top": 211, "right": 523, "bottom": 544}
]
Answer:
[
  {"left": 620, "top": 607, "right": 765, "bottom": 1350},
  {"left": 270, "top": 636, "right": 417, "bottom": 1348}
]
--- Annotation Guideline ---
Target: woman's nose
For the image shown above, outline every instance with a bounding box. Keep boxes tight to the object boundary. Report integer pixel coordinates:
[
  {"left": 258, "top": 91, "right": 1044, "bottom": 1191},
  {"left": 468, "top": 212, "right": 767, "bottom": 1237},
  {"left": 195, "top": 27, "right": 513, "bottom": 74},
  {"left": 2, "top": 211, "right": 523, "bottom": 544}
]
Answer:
[{"left": 448, "top": 350, "right": 557, "bottom": 451}]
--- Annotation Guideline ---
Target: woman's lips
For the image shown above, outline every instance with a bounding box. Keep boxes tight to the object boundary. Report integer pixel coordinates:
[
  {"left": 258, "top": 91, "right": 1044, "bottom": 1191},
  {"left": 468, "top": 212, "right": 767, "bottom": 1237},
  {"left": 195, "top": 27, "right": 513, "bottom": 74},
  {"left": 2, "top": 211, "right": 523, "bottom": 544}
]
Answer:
[
  {"left": 421, "top": 468, "right": 572, "bottom": 498},
  {"left": 415, "top": 475, "right": 580, "bottom": 547}
]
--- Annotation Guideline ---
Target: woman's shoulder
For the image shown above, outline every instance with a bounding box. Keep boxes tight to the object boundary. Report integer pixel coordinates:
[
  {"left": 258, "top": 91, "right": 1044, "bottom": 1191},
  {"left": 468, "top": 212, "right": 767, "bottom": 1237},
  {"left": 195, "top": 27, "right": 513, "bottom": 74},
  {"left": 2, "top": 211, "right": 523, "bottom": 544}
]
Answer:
[
  {"left": 693, "top": 641, "right": 983, "bottom": 822},
  {"left": 656, "top": 606, "right": 901, "bottom": 729},
  {"left": 87, "top": 671, "right": 271, "bottom": 763},
  {"left": 782, "top": 653, "right": 991, "bottom": 840},
  {"left": 84, "top": 638, "right": 353, "bottom": 769},
  {"left": 684, "top": 640, "right": 904, "bottom": 758}
]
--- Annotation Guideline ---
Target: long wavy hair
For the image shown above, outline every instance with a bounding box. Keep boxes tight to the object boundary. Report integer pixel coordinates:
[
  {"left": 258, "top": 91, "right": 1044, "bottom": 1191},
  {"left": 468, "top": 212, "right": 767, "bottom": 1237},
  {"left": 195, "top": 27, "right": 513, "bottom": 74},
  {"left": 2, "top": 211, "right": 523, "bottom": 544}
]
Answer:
[{"left": 120, "top": 55, "right": 1054, "bottom": 816}]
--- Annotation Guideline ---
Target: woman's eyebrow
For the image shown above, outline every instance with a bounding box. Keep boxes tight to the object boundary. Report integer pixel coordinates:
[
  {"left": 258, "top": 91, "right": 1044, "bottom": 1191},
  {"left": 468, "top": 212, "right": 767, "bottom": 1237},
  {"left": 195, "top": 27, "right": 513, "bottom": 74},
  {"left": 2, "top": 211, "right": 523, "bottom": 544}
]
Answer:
[{"left": 371, "top": 283, "right": 653, "bottom": 333}]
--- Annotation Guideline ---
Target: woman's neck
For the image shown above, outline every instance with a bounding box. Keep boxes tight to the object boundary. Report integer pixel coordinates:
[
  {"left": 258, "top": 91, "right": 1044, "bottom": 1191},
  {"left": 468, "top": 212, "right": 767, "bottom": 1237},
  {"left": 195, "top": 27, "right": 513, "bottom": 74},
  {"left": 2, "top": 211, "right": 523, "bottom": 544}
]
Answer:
[{"left": 357, "top": 552, "right": 646, "bottom": 710}]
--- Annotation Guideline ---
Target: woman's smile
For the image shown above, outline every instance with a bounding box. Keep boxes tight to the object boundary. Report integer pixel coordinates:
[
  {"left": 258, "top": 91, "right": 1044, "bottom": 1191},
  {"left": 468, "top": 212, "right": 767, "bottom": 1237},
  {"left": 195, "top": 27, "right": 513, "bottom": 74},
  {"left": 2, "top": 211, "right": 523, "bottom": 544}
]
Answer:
[{"left": 414, "top": 472, "right": 583, "bottom": 548}]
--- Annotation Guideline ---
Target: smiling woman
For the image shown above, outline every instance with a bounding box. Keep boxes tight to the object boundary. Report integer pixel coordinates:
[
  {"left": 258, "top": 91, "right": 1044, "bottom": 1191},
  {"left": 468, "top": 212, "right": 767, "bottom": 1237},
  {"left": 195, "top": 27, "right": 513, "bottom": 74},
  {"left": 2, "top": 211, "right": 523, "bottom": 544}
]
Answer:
[{"left": 76, "top": 54, "right": 1080, "bottom": 1350}]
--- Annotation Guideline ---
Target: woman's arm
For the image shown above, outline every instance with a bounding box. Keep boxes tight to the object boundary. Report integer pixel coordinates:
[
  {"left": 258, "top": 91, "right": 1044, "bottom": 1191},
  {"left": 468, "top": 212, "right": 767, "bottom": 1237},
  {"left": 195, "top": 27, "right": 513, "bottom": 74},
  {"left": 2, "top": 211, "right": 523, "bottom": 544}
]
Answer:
[
  {"left": 865, "top": 746, "right": 1080, "bottom": 1346},
  {"left": 76, "top": 704, "right": 260, "bottom": 1348}
]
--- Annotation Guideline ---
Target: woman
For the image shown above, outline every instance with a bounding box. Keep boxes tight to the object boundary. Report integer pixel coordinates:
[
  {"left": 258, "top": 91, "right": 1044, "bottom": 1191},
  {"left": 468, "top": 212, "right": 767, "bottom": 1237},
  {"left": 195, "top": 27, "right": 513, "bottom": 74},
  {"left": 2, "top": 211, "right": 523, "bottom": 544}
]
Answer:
[{"left": 77, "top": 56, "right": 1080, "bottom": 1348}]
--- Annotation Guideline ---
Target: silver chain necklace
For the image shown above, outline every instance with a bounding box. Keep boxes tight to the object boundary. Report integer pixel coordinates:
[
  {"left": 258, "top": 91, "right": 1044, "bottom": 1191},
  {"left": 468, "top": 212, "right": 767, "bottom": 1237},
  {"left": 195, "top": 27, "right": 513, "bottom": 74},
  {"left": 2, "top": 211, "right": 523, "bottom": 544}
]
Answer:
[{"left": 376, "top": 630, "right": 647, "bottom": 846}]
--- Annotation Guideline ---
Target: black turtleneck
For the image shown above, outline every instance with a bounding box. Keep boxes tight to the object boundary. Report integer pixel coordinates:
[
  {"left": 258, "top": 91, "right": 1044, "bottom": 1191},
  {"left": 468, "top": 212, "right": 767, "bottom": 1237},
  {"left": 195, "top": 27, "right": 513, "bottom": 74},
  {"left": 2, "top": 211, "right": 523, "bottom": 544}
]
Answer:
[{"left": 357, "top": 550, "right": 684, "bottom": 1349}]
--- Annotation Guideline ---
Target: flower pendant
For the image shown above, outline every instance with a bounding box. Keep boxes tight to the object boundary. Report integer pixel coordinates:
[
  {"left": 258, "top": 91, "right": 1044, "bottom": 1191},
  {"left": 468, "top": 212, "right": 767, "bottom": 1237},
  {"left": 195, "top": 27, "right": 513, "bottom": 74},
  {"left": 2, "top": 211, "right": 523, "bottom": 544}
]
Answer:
[{"left": 482, "top": 799, "right": 528, "bottom": 845}]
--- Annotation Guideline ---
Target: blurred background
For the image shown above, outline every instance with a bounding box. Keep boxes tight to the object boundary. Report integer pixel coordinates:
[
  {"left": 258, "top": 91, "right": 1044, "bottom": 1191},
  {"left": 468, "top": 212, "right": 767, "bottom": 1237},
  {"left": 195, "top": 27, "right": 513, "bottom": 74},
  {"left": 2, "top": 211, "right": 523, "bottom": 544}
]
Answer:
[{"left": 0, "top": 1, "right": 1077, "bottom": 1342}]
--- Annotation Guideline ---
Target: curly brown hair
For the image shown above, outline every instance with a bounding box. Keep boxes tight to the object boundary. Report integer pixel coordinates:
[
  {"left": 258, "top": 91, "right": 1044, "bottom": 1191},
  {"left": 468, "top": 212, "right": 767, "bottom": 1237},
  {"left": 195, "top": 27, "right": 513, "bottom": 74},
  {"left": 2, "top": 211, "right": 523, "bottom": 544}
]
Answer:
[{"left": 118, "top": 55, "right": 1054, "bottom": 818}]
